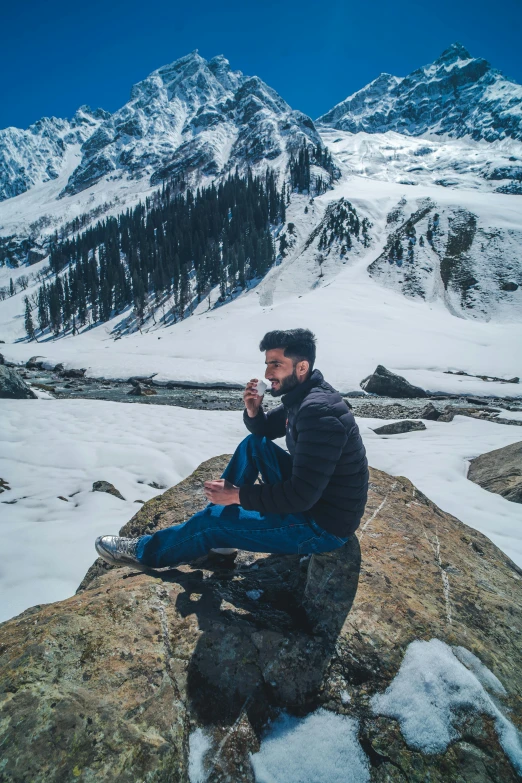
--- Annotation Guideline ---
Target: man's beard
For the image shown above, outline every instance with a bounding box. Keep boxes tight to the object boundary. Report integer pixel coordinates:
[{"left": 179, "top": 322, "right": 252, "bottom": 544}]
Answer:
[{"left": 270, "top": 367, "right": 299, "bottom": 397}]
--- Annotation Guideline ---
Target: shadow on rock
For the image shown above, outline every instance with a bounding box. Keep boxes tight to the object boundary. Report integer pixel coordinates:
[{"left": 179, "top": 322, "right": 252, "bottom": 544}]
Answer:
[{"left": 155, "top": 537, "right": 361, "bottom": 735}]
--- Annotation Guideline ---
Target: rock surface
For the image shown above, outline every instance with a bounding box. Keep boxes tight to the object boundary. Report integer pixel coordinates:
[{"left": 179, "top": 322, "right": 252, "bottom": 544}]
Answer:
[
  {"left": 0, "top": 365, "right": 37, "bottom": 399},
  {"left": 360, "top": 365, "right": 427, "bottom": 398},
  {"left": 468, "top": 441, "right": 522, "bottom": 503},
  {"left": 92, "top": 480, "right": 125, "bottom": 501},
  {"left": 372, "top": 420, "right": 427, "bottom": 435},
  {"left": 1, "top": 457, "right": 522, "bottom": 782}
]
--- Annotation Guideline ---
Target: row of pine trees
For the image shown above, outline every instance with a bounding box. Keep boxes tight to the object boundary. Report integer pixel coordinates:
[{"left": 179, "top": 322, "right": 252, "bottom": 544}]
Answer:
[
  {"left": 23, "top": 142, "right": 339, "bottom": 339},
  {"left": 27, "top": 169, "right": 286, "bottom": 337}
]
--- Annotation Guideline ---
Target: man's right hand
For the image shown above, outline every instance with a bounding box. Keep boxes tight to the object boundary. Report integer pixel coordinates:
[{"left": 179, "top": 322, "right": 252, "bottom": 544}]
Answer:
[{"left": 244, "top": 378, "right": 263, "bottom": 418}]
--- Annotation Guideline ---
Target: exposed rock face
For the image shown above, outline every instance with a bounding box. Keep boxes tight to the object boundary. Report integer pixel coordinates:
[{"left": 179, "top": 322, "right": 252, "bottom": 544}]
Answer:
[
  {"left": 92, "top": 480, "right": 125, "bottom": 501},
  {"left": 1, "top": 456, "right": 521, "bottom": 781},
  {"left": 420, "top": 402, "right": 441, "bottom": 420},
  {"left": 372, "top": 420, "right": 426, "bottom": 435},
  {"left": 360, "top": 365, "right": 427, "bottom": 398},
  {"left": 317, "top": 43, "right": 522, "bottom": 143},
  {"left": 128, "top": 383, "right": 157, "bottom": 396},
  {"left": 468, "top": 441, "right": 522, "bottom": 503},
  {"left": 0, "top": 365, "right": 37, "bottom": 399}
]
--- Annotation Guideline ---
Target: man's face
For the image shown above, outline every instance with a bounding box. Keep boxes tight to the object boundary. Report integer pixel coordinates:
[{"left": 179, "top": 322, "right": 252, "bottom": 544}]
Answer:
[{"left": 264, "top": 348, "right": 308, "bottom": 397}]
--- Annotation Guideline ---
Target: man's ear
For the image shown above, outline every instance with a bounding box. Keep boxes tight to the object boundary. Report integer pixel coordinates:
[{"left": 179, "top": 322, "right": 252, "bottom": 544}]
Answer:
[{"left": 297, "top": 360, "right": 309, "bottom": 379}]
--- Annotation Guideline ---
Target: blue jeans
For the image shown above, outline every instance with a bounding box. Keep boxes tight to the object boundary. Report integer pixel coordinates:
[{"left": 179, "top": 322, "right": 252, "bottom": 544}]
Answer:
[{"left": 136, "top": 434, "right": 349, "bottom": 568}]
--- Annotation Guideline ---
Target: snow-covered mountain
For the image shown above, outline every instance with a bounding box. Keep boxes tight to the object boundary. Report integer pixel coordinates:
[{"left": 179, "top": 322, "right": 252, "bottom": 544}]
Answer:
[
  {"left": 0, "top": 45, "right": 521, "bottom": 337},
  {"left": 0, "top": 106, "right": 109, "bottom": 201},
  {"left": 62, "top": 50, "right": 322, "bottom": 196},
  {"left": 317, "top": 43, "right": 522, "bottom": 143}
]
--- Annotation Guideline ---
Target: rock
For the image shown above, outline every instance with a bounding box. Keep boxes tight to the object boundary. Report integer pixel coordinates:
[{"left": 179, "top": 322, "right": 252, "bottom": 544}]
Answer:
[
  {"left": 360, "top": 365, "right": 428, "bottom": 398},
  {"left": 128, "top": 373, "right": 158, "bottom": 386},
  {"left": 420, "top": 402, "right": 441, "bottom": 420},
  {"left": 57, "top": 496, "right": 69, "bottom": 502},
  {"left": 344, "top": 390, "right": 367, "bottom": 398},
  {"left": 438, "top": 409, "right": 456, "bottom": 422},
  {"left": 468, "top": 441, "right": 522, "bottom": 503},
  {"left": 128, "top": 383, "right": 157, "bottom": 396},
  {"left": 53, "top": 363, "right": 65, "bottom": 373},
  {"left": 372, "top": 420, "right": 427, "bottom": 435},
  {"left": 31, "top": 382, "right": 56, "bottom": 393},
  {"left": 92, "top": 480, "right": 125, "bottom": 501},
  {"left": 0, "top": 366, "right": 37, "bottom": 399},
  {"left": 62, "top": 368, "right": 87, "bottom": 379},
  {"left": 0, "top": 478, "right": 11, "bottom": 494},
  {"left": 26, "top": 355, "right": 46, "bottom": 369},
  {"left": 2, "top": 457, "right": 521, "bottom": 782},
  {"left": 0, "top": 353, "right": 4, "bottom": 364}
]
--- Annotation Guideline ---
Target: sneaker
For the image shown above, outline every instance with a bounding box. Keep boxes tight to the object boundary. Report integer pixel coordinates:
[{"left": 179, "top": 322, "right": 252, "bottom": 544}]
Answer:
[{"left": 95, "top": 535, "right": 145, "bottom": 568}]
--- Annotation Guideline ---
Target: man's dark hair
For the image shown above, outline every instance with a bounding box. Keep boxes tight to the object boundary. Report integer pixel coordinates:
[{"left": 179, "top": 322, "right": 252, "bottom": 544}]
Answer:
[{"left": 259, "top": 328, "right": 317, "bottom": 370}]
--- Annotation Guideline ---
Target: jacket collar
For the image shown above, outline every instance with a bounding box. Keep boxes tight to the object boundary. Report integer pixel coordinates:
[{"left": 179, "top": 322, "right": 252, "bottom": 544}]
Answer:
[{"left": 281, "top": 369, "right": 323, "bottom": 408}]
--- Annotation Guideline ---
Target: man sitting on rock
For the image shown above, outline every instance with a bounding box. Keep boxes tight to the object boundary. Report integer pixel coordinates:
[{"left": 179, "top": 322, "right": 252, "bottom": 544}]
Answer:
[{"left": 95, "top": 329, "right": 369, "bottom": 569}]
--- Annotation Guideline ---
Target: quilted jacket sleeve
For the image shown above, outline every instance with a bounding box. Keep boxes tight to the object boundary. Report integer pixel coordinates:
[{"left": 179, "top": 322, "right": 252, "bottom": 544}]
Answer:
[
  {"left": 239, "top": 402, "right": 347, "bottom": 514},
  {"left": 243, "top": 405, "right": 286, "bottom": 440}
]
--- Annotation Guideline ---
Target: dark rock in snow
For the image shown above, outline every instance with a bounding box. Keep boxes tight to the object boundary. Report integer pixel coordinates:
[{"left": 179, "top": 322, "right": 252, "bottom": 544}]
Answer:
[
  {"left": 26, "top": 356, "right": 46, "bottom": 370},
  {"left": 92, "top": 481, "right": 125, "bottom": 501},
  {"left": 372, "top": 420, "right": 427, "bottom": 435},
  {"left": 128, "top": 383, "right": 157, "bottom": 396},
  {"left": 0, "top": 366, "right": 37, "bottom": 399},
  {"left": 419, "top": 402, "right": 441, "bottom": 420},
  {"left": 360, "top": 365, "right": 428, "bottom": 398},
  {"left": 62, "top": 368, "right": 86, "bottom": 379},
  {"left": 468, "top": 441, "right": 522, "bottom": 503}
]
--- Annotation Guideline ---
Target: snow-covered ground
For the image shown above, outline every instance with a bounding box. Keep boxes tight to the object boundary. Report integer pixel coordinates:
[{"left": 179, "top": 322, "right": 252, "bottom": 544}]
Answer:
[{"left": 2, "top": 397, "right": 521, "bottom": 624}]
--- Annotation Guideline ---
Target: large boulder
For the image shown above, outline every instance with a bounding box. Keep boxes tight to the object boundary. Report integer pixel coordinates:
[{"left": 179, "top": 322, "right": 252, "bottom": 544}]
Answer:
[
  {"left": 0, "top": 365, "right": 37, "bottom": 399},
  {"left": 468, "top": 441, "right": 522, "bottom": 503},
  {"left": 360, "top": 365, "right": 428, "bottom": 398},
  {"left": 1, "top": 458, "right": 522, "bottom": 782}
]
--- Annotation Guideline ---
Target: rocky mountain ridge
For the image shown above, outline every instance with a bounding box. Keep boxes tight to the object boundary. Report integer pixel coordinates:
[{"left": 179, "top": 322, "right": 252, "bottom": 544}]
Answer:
[{"left": 318, "top": 43, "right": 522, "bottom": 143}]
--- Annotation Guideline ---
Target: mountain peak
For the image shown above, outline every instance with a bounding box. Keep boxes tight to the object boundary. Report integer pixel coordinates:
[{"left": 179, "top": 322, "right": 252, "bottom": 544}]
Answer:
[{"left": 435, "top": 42, "right": 472, "bottom": 65}]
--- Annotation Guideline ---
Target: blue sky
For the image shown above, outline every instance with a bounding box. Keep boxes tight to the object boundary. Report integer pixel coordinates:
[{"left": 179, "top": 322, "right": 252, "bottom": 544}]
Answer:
[{"left": 3, "top": 0, "right": 521, "bottom": 129}]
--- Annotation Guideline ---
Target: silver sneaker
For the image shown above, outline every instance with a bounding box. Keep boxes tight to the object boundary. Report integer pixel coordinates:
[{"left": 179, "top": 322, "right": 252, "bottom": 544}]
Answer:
[{"left": 95, "top": 535, "right": 144, "bottom": 568}]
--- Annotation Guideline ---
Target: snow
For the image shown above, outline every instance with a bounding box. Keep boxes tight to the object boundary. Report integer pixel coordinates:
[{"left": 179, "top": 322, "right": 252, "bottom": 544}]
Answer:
[
  {"left": 250, "top": 709, "right": 370, "bottom": 783},
  {"left": 188, "top": 728, "right": 212, "bottom": 783},
  {"left": 371, "top": 639, "right": 522, "bottom": 774},
  {"left": 0, "top": 398, "right": 245, "bottom": 623}
]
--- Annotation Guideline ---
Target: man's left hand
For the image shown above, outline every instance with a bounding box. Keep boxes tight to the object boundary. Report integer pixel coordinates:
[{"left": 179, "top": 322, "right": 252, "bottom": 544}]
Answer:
[{"left": 204, "top": 479, "right": 240, "bottom": 505}]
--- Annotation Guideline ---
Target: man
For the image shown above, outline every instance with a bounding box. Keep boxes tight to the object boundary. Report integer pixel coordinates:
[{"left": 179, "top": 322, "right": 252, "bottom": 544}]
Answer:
[{"left": 95, "top": 328, "right": 368, "bottom": 569}]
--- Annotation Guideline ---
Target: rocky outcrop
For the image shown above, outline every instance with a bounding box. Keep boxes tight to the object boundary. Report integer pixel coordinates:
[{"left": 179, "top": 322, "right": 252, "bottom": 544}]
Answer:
[
  {"left": 0, "top": 365, "right": 37, "bottom": 399},
  {"left": 2, "top": 456, "right": 522, "bottom": 781},
  {"left": 360, "top": 365, "right": 427, "bottom": 398},
  {"left": 92, "top": 480, "right": 125, "bottom": 501},
  {"left": 420, "top": 402, "right": 441, "bottom": 420},
  {"left": 372, "top": 420, "right": 426, "bottom": 435},
  {"left": 468, "top": 441, "right": 522, "bottom": 503}
]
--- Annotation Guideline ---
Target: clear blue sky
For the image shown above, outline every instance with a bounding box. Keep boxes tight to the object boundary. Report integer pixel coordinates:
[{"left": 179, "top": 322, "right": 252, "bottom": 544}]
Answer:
[{"left": 3, "top": 0, "right": 521, "bottom": 129}]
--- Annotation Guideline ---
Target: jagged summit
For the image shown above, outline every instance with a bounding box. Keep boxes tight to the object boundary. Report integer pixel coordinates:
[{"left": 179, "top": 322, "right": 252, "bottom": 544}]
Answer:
[
  {"left": 317, "top": 43, "right": 522, "bottom": 142},
  {"left": 60, "top": 51, "right": 321, "bottom": 196}
]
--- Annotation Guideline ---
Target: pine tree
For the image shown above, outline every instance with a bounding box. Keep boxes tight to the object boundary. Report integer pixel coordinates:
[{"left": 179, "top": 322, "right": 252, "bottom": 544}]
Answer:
[
  {"left": 9, "top": 278, "right": 14, "bottom": 297},
  {"left": 24, "top": 296, "right": 36, "bottom": 340}
]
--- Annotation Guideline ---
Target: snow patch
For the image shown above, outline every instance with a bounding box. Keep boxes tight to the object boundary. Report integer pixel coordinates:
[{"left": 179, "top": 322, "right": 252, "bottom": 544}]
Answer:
[
  {"left": 188, "top": 728, "right": 212, "bottom": 783},
  {"left": 250, "top": 709, "right": 370, "bottom": 783},
  {"left": 371, "top": 639, "right": 522, "bottom": 773}
]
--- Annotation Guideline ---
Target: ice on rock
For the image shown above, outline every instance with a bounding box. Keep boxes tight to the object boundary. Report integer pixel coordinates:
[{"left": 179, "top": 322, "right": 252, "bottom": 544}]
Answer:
[
  {"left": 250, "top": 709, "right": 370, "bottom": 783},
  {"left": 371, "top": 638, "right": 522, "bottom": 774},
  {"left": 188, "top": 728, "right": 212, "bottom": 783}
]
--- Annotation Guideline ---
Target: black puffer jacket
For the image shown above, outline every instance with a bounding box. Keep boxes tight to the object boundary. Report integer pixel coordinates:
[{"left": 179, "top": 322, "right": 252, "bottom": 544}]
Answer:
[{"left": 239, "top": 369, "right": 368, "bottom": 536}]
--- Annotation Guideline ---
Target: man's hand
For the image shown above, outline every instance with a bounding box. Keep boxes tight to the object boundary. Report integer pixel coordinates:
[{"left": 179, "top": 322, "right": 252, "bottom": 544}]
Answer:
[
  {"left": 244, "top": 378, "right": 264, "bottom": 418},
  {"left": 204, "top": 479, "right": 240, "bottom": 505}
]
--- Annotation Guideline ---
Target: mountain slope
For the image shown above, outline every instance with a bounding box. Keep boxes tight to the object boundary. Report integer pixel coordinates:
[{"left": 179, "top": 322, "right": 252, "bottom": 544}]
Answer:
[
  {"left": 317, "top": 43, "right": 522, "bottom": 143},
  {"left": 0, "top": 107, "right": 109, "bottom": 202}
]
